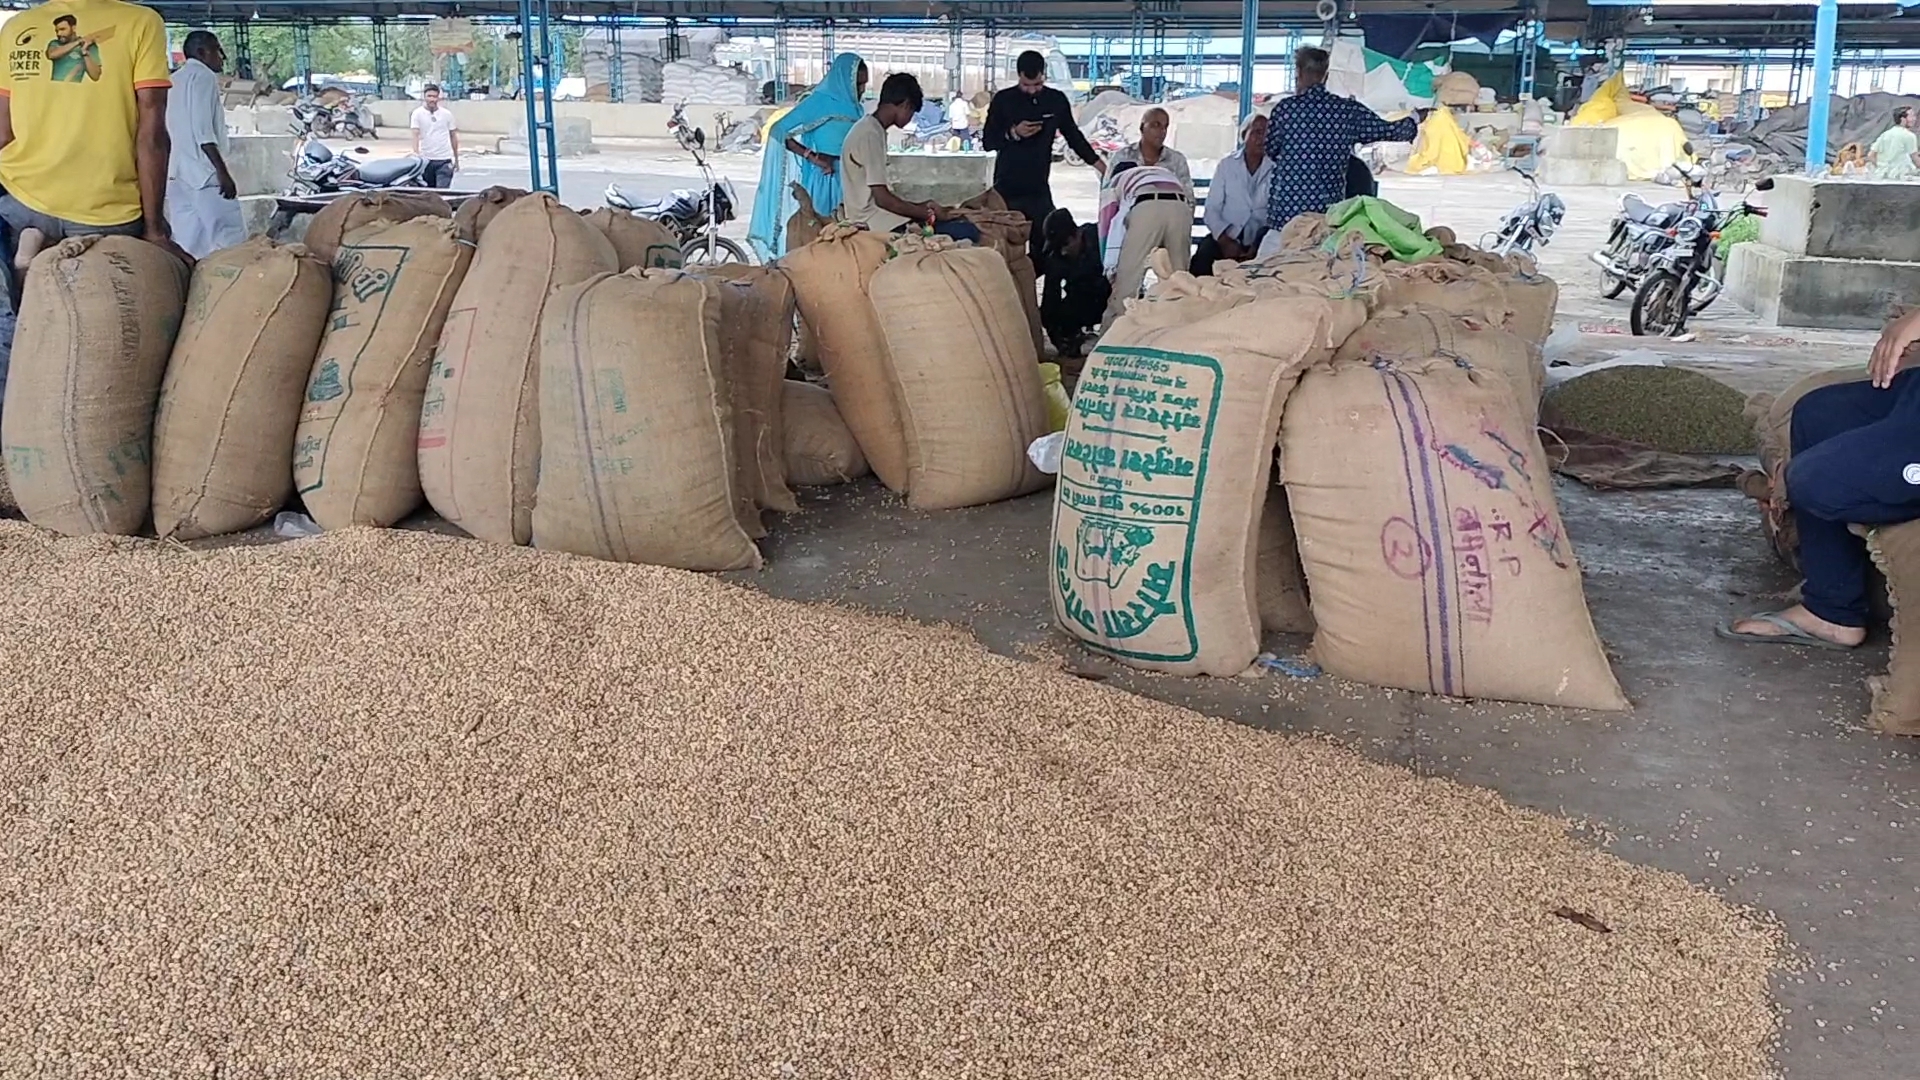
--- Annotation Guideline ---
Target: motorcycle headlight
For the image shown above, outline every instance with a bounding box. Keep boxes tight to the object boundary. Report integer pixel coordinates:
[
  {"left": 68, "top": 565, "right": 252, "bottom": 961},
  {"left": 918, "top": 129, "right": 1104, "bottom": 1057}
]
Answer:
[{"left": 1674, "top": 218, "right": 1704, "bottom": 243}]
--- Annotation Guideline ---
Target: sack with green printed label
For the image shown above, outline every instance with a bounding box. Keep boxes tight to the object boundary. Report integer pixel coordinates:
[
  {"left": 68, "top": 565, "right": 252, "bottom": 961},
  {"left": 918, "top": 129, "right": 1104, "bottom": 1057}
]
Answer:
[
  {"left": 303, "top": 191, "right": 451, "bottom": 266},
  {"left": 1280, "top": 334, "right": 1627, "bottom": 710},
  {"left": 294, "top": 216, "right": 473, "bottom": 530},
  {"left": 1048, "top": 275, "right": 1365, "bottom": 676}
]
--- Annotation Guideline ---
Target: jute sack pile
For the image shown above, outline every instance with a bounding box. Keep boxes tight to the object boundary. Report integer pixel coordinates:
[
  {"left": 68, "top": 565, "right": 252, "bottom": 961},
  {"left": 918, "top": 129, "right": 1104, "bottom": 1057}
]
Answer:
[
  {"left": 419, "top": 194, "right": 617, "bottom": 545},
  {"left": 1276, "top": 213, "right": 1331, "bottom": 251},
  {"left": 783, "top": 380, "right": 868, "bottom": 486},
  {"left": 0, "top": 235, "right": 188, "bottom": 535},
  {"left": 151, "top": 238, "right": 331, "bottom": 540},
  {"left": 1374, "top": 259, "right": 1508, "bottom": 325},
  {"left": 452, "top": 185, "right": 530, "bottom": 242},
  {"left": 1742, "top": 368, "right": 1866, "bottom": 571},
  {"left": 1051, "top": 274, "right": 1365, "bottom": 676},
  {"left": 957, "top": 208, "right": 1045, "bottom": 355},
  {"left": 295, "top": 216, "right": 474, "bottom": 530},
  {"left": 581, "top": 208, "right": 683, "bottom": 272},
  {"left": 867, "top": 234, "right": 1050, "bottom": 510},
  {"left": 1864, "top": 522, "right": 1920, "bottom": 736},
  {"left": 786, "top": 183, "right": 829, "bottom": 370},
  {"left": 1442, "top": 245, "right": 1560, "bottom": 347},
  {"left": 1340, "top": 307, "right": 1541, "bottom": 414},
  {"left": 535, "top": 269, "right": 759, "bottom": 571},
  {"left": 1217, "top": 236, "right": 1379, "bottom": 305},
  {"left": 960, "top": 187, "right": 1009, "bottom": 212},
  {"left": 701, "top": 263, "right": 801, "bottom": 536},
  {"left": 1280, "top": 330, "right": 1627, "bottom": 710},
  {"left": 1256, "top": 474, "right": 1315, "bottom": 635},
  {"left": 781, "top": 223, "right": 909, "bottom": 490},
  {"left": 304, "top": 191, "right": 451, "bottom": 265}
]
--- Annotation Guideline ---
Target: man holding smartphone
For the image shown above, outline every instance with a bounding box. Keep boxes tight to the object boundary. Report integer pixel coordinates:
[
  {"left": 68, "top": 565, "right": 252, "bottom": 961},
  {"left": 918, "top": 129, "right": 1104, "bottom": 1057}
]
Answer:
[{"left": 983, "top": 50, "right": 1105, "bottom": 270}]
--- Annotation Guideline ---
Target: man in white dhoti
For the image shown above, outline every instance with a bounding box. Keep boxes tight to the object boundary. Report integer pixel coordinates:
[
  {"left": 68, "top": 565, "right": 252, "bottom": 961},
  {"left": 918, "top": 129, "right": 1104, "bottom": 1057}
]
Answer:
[{"left": 164, "top": 30, "right": 246, "bottom": 259}]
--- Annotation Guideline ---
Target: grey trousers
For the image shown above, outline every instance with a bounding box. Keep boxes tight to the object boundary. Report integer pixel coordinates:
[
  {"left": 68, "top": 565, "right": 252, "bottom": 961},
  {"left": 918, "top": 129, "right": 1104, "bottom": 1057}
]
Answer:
[{"left": 0, "top": 195, "right": 143, "bottom": 405}]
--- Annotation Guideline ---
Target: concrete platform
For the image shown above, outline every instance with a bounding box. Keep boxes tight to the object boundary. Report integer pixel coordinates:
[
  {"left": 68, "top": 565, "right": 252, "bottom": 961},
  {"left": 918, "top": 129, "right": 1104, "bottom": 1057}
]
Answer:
[
  {"left": 887, "top": 151, "right": 995, "bottom": 206},
  {"left": 1726, "top": 240, "right": 1920, "bottom": 330},
  {"left": 1763, "top": 173, "right": 1920, "bottom": 262},
  {"left": 1540, "top": 125, "right": 1629, "bottom": 187}
]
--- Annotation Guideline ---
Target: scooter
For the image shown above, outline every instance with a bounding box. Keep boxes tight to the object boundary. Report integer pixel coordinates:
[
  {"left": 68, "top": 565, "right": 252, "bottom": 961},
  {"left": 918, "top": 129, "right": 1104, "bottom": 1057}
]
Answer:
[{"left": 604, "top": 103, "right": 749, "bottom": 265}]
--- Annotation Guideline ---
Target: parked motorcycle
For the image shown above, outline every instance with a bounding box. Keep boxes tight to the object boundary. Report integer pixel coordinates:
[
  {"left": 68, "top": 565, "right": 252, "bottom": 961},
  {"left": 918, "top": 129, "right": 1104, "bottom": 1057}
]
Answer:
[
  {"left": 1629, "top": 193, "right": 1768, "bottom": 338},
  {"left": 1479, "top": 167, "right": 1565, "bottom": 256},
  {"left": 1591, "top": 189, "right": 1692, "bottom": 300},
  {"left": 288, "top": 137, "right": 428, "bottom": 196},
  {"left": 604, "top": 102, "right": 749, "bottom": 265},
  {"left": 289, "top": 97, "right": 377, "bottom": 141}
]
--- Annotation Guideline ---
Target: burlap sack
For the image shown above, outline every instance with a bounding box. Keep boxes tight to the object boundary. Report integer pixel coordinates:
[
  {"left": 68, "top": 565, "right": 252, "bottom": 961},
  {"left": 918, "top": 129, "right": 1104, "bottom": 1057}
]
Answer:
[
  {"left": 1340, "top": 308, "right": 1541, "bottom": 414},
  {"left": 1281, "top": 340, "right": 1627, "bottom": 710},
  {"left": 152, "top": 238, "right": 331, "bottom": 540},
  {"left": 1374, "top": 259, "right": 1508, "bottom": 324},
  {"left": 581, "top": 208, "right": 683, "bottom": 271},
  {"left": 304, "top": 191, "right": 451, "bottom": 265},
  {"left": 419, "top": 195, "right": 617, "bottom": 545},
  {"left": 1256, "top": 477, "right": 1315, "bottom": 635},
  {"left": 1223, "top": 236, "right": 1379, "bottom": 305},
  {"left": 958, "top": 208, "right": 1044, "bottom": 355},
  {"left": 1500, "top": 266, "right": 1560, "bottom": 348},
  {"left": 787, "top": 183, "right": 828, "bottom": 372},
  {"left": 867, "top": 236, "right": 1050, "bottom": 510},
  {"left": 534, "top": 269, "right": 759, "bottom": 571},
  {"left": 783, "top": 380, "right": 868, "bottom": 486},
  {"left": 1865, "top": 522, "right": 1920, "bottom": 736},
  {"left": 960, "top": 188, "right": 1009, "bottom": 212},
  {"left": 295, "top": 216, "right": 473, "bottom": 530},
  {"left": 1, "top": 235, "right": 188, "bottom": 536},
  {"left": 1746, "top": 369, "right": 1868, "bottom": 570},
  {"left": 1050, "top": 274, "right": 1365, "bottom": 676},
  {"left": 452, "top": 185, "right": 530, "bottom": 242},
  {"left": 700, "top": 264, "right": 801, "bottom": 535},
  {"left": 1276, "top": 213, "right": 1331, "bottom": 251},
  {"left": 780, "top": 223, "right": 909, "bottom": 491}
]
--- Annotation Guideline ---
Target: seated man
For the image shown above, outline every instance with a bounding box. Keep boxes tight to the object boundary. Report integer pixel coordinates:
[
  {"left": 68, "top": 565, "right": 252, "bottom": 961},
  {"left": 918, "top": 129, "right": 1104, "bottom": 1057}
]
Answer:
[
  {"left": 1193, "top": 113, "right": 1272, "bottom": 277},
  {"left": 1720, "top": 311, "right": 1920, "bottom": 649},
  {"left": 841, "top": 72, "right": 981, "bottom": 244},
  {"left": 1039, "top": 208, "right": 1110, "bottom": 360}
]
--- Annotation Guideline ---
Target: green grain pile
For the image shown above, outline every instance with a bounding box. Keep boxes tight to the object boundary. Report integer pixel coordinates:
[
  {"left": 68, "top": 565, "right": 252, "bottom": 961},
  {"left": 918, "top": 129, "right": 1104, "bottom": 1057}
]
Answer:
[
  {"left": 0, "top": 524, "right": 1781, "bottom": 1078},
  {"left": 1542, "top": 365, "right": 1757, "bottom": 454}
]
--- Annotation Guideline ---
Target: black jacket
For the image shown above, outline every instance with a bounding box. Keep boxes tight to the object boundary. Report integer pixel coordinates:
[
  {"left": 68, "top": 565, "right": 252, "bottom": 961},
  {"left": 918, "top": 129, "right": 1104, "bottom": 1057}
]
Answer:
[{"left": 982, "top": 86, "right": 1100, "bottom": 197}]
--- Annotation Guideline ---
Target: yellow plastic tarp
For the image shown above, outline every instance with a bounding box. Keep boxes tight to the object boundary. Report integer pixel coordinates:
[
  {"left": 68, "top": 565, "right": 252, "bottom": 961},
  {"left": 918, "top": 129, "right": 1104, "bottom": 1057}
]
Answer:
[
  {"left": 1571, "top": 72, "right": 1626, "bottom": 126},
  {"left": 1407, "top": 107, "right": 1470, "bottom": 175},
  {"left": 1605, "top": 103, "right": 1695, "bottom": 182}
]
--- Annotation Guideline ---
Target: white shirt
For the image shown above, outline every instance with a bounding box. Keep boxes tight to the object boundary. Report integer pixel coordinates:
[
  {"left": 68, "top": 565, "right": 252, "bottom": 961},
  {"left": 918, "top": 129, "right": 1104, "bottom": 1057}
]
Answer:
[
  {"left": 1108, "top": 142, "right": 1194, "bottom": 197},
  {"left": 948, "top": 96, "right": 970, "bottom": 131},
  {"left": 165, "top": 58, "right": 227, "bottom": 190},
  {"left": 411, "top": 104, "right": 458, "bottom": 160},
  {"left": 840, "top": 114, "right": 907, "bottom": 233},
  {"left": 1205, "top": 146, "right": 1276, "bottom": 246}
]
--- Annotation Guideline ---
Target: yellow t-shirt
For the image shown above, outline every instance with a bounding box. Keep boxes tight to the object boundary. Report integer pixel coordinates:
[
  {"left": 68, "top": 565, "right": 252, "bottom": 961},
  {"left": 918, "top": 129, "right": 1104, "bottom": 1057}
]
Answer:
[{"left": 1, "top": 0, "right": 172, "bottom": 227}]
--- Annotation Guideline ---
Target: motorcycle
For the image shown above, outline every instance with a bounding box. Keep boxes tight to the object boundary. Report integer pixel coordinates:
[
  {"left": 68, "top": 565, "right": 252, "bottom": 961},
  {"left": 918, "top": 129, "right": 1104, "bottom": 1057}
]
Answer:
[
  {"left": 287, "top": 137, "right": 428, "bottom": 196},
  {"left": 1479, "top": 167, "right": 1565, "bottom": 256},
  {"left": 289, "top": 97, "right": 377, "bottom": 142},
  {"left": 604, "top": 102, "right": 749, "bottom": 265},
  {"left": 1629, "top": 193, "right": 1769, "bottom": 338}
]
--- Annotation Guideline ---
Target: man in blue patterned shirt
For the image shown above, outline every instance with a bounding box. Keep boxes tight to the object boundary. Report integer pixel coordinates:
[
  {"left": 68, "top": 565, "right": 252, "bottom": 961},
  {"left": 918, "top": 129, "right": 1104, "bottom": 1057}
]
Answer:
[{"left": 1264, "top": 46, "right": 1419, "bottom": 233}]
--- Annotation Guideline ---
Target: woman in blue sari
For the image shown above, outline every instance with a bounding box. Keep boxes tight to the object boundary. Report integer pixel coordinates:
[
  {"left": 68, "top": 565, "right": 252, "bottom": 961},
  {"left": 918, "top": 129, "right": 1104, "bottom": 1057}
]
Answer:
[{"left": 747, "top": 52, "right": 868, "bottom": 261}]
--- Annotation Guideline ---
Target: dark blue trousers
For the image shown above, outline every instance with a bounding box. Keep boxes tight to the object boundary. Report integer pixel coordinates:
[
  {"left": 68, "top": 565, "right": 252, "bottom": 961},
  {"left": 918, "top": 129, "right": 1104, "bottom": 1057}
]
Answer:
[{"left": 1786, "top": 368, "right": 1920, "bottom": 627}]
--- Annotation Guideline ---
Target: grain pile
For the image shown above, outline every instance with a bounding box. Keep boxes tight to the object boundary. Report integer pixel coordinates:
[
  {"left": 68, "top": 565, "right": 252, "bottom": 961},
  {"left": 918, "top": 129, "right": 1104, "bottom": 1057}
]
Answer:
[
  {"left": 1541, "top": 366, "right": 1755, "bottom": 454},
  {"left": 0, "top": 524, "right": 1780, "bottom": 1077}
]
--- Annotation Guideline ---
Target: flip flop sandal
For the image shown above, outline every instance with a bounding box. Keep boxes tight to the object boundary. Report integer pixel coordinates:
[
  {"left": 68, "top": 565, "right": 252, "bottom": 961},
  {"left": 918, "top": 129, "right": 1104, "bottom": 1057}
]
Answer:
[{"left": 1715, "top": 611, "right": 1856, "bottom": 652}]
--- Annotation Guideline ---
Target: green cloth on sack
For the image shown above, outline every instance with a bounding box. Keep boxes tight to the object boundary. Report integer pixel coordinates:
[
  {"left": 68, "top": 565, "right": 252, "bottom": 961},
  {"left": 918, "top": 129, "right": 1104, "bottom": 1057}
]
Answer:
[{"left": 1319, "top": 196, "right": 1444, "bottom": 263}]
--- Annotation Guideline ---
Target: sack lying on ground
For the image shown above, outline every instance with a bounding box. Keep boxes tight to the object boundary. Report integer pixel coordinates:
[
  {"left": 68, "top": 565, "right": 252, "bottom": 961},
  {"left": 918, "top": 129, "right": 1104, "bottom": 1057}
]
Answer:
[
  {"left": 152, "top": 238, "right": 331, "bottom": 540},
  {"left": 781, "top": 223, "right": 909, "bottom": 491},
  {"left": 1257, "top": 476, "right": 1315, "bottom": 635},
  {"left": 296, "top": 216, "right": 473, "bottom": 530},
  {"left": 1865, "top": 522, "right": 1920, "bottom": 736},
  {"left": 1281, "top": 334, "right": 1628, "bottom": 710},
  {"left": 1050, "top": 274, "right": 1365, "bottom": 676},
  {"left": 1342, "top": 307, "right": 1541, "bottom": 415},
  {"left": 452, "top": 185, "right": 530, "bottom": 242},
  {"left": 304, "top": 191, "right": 451, "bottom": 265},
  {"left": 867, "top": 235, "right": 1050, "bottom": 510},
  {"left": 419, "top": 194, "right": 617, "bottom": 545},
  {"left": 535, "top": 269, "right": 759, "bottom": 571},
  {"left": 1, "top": 236, "right": 188, "bottom": 535},
  {"left": 701, "top": 264, "right": 801, "bottom": 535},
  {"left": 1374, "top": 259, "right": 1508, "bottom": 324},
  {"left": 783, "top": 380, "right": 868, "bottom": 486},
  {"left": 581, "top": 208, "right": 683, "bottom": 271}
]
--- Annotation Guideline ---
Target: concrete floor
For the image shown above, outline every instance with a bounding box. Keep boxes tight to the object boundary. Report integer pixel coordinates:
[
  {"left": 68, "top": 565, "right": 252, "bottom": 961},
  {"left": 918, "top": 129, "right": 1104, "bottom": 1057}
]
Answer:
[{"left": 275, "top": 153, "right": 1919, "bottom": 1072}]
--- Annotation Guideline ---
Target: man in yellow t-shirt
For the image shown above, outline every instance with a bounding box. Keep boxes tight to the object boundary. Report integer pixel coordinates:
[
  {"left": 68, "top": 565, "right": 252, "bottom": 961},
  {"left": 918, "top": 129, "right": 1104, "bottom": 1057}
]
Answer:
[{"left": 0, "top": 0, "right": 187, "bottom": 302}]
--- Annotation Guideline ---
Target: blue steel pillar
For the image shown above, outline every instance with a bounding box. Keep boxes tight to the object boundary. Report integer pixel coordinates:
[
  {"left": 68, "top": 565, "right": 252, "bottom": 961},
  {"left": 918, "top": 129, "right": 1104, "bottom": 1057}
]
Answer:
[
  {"left": 293, "top": 24, "right": 313, "bottom": 93},
  {"left": 372, "top": 19, "right": 391, "bottom": 95},
  {"left": 1806, "top": 0, "right": 1839, "bottom": 171},
  {"left": 518, "top": 0, "right": 560, "bottom": 193},
  {"left": 1237, "top": 0, "right": 1257, "bottom": 120}
]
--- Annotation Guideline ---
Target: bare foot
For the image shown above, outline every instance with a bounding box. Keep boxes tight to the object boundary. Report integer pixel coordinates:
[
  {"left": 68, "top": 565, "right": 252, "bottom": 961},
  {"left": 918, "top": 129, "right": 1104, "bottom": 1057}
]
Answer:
[{"left": 1729, "top": 604, "right": 1866, "bottom": 648}]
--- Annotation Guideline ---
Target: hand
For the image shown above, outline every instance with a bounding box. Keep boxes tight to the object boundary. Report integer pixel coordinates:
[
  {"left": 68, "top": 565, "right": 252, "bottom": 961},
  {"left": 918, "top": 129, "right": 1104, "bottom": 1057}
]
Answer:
[
  {"left": 1092, "top": 157, "right": 1108, "bottom": 177},
  {"left": 1013, "top": 120, "right": 1044, "bottom": 140},
  {"left": 143, "top": 224, "right": 194, "bottom": 268},
  {"left": 450, "top": 159, "right": 460, "bottom": 174},
  {"left": 1217, "top": 236, "right": 1244, "bottom": 260},
  {"left": 1870, "top": 307, "right": 1920, "bottom": 388},
  {"left": 217, "top": 172, "right": 238, "bottom": 201}
]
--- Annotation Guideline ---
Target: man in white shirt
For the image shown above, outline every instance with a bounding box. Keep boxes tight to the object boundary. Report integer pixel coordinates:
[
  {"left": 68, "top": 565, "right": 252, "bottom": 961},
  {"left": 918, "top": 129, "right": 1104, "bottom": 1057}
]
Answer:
[
  {"left": 1193, "top": 112, "right": 1274, "bottom": 276},
  {"left": 1107, "top": 108, "right": 1193, "bottom": 196},
  {"left": 410, "top": 85, "right": 460, "bottom": 189},
  {"left": 948, "top": 92, "right": 972, "bottom": 150},
  {"left": 842, "top": 73, "right": 980, "bottom": 243},
  {"left": 163, "top": 30, "right": 245, "bottom": 259}
]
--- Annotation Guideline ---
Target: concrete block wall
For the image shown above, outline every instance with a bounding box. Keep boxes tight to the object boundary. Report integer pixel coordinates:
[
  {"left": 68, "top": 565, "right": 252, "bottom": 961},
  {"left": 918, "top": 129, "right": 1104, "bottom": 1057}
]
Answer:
[
  {"left": 1544, "top": 125, "right": 1618, "bottom": 161},
  {"left": 226, "top": 135, "right": 296, "bottom": 197},
  {"left": 1761, "top": 174, "right": 1920, "bottom": 263},
  {"left": 1726, "top": 241, "right": 1920, "bottom": 330},
  {"left": 364, "top": 99, "right": 735, "bottom": 142}
]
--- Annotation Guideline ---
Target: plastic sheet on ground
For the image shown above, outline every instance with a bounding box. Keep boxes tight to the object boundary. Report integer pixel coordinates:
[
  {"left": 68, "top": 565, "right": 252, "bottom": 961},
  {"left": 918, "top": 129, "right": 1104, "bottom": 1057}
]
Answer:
[
  {"left": 1544, "top": 427, "right": 1744, "bottom": 490},
  {"left": 1572, "top": 74, "right": 1697, "bottom": 181}
]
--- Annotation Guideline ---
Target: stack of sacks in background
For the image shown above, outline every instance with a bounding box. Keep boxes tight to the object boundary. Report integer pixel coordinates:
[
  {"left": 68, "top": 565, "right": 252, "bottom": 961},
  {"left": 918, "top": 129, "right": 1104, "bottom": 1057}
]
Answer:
[
  {"left": 662, "top": 60, "right": 758, "bottom": 106},
  {"left": 781, "top": 223, "right": 1052, "bottom": 511},
  {"left": 1057, "top": 218, "right": 1622, "bottom": 710}
]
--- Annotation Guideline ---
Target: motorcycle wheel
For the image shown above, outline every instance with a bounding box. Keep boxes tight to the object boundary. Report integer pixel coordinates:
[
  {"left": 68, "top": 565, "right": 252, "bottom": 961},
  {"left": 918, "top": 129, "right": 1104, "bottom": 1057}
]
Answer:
[
  {"left": 1598, "top": 231, "right": 1629, "bottom": 299},
  {"left": 681, "top": 236, "right": 750, "bottom": 266},
  {"left": 1687, "top": 253, "right": 1725, "bottom": 315},
  {"left": 1631, "top": 271, "right": 1689, "bottom": 338}
]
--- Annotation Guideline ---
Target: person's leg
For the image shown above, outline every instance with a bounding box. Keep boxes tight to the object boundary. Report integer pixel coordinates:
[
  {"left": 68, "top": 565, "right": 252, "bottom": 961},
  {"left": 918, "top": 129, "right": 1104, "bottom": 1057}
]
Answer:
[
  {"left": 931, "top": 219, "right": 982, "bottom": 244},
  {"left": 1104, "top": 210, "right": 1160, "bottom": 325},
  {"left": 1191, "top": 235, "right": 1223, "bottom": 277},
  {"left": 999, "top": 190, "right": 1054, "bottom": 273},
  {"left": 1160, "top": 201, "right": 1193, "bottom": 280}
]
